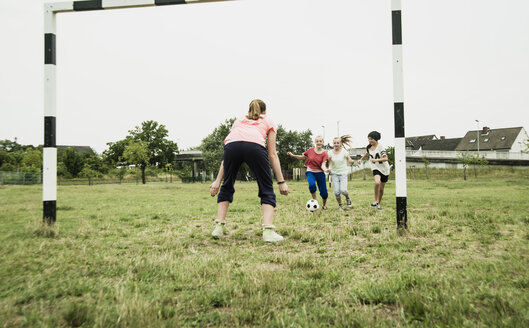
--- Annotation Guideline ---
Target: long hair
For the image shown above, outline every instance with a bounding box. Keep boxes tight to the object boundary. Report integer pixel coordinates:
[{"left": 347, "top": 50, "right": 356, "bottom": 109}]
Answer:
[
  {"left": 247, "top": 99, "right": 266, "bottom": 120},
  {"left": 334, "top": 135, "right": 352, "bottom": 150}
]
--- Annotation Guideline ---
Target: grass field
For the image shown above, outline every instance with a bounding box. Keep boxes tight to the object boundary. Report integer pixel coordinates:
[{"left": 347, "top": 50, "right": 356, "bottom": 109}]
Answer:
[{"left": 1, "top": 170, "right": 529, "bottom": 327}]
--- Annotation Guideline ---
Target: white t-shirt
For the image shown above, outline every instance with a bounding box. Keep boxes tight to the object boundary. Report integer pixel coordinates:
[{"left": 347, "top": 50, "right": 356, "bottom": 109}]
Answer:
[
  {"left": 368, "top": 142, "right": 391, "bottom": 176},
  {"left": 327, "top": 148, "right": 349, "bottom": 175}
]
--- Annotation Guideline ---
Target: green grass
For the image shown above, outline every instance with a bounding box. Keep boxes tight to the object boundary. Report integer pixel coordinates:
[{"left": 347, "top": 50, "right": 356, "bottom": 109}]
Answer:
[{"left": 1, "top": 170, "right": 529, "bottom": 327}]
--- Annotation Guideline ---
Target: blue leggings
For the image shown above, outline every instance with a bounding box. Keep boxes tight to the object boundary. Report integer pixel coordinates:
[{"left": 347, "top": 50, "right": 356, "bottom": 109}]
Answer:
[{"left": 305, "top": 171, "right": 328, "bottom": 199}]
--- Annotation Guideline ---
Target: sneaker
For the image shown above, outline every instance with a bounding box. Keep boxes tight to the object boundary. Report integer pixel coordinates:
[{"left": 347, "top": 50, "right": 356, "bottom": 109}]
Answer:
[
  {"left": 263, "top": 228, "right": 284, "bottom": 242},
  {"left": 370, "top": 202, "right": 378, "bottom": 208},
  {"left": 346, "top": 198, "right": 352, "bottom": 208},
  {"left": 322, "top": 205, "right": 328, "bottom": 210},
  {"left": 211, "top": 222, "right": 225, "bottom": 238},
  {"left": 377, "top": 204, "right": 383, "bottom": 211},
  {"left": 338, "top": 205, "right": 344, "bottom": 211}
]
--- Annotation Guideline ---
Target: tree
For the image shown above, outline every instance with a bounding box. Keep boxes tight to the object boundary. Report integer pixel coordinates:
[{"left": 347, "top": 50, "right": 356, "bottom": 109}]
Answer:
[
  {"left": 275, "top": 125, "right": 313, "bottom": 170},
  {"left": 128, "top": 120, "right": 178, "bottom": 168},
  {"left": 457, "top": 152, "right": 488, "bottom": 180},
  {"left": 83, "top": 151, "right": 107, "bottom": 175},
  {"left": 103, "top": 121, "right": 178, "bottom": 182},
  {"left": 103, "top": 137, "right": 132, "bottom": 166},
  {"left": 110, "top": 166, "right": 128, "bottom": 184},
  {"left": 165, "top": 163, "right": 174, "bottom": 183},
  {"left": 104, "top": 121, "right": 178, "bottom": 183},
  {"left": 0, "top": 140, "right": 43, "bottom": 173},
  {"left": 123, "top": 140, "right": 150, "bottom": 184},
  {"left": 20, "top": 148, "right": 43, "bottom": 173},
  {"left": 0, "top": 139, "right": 22, "bottom": 152},
  {"left": 0, "top": 150, "right": 14, "bottom": 171},
  {"left": 386, "top": 146, "right": 395, "bottom": 170},
  {"left": 60, "top": 147, "right": 84, "bottom": 177},
  {"left": 457, "top": 152, "right": 471, "bottom": 180},
  {"left": 79, "top": 164, "right": 102, "bottom": 185},
  {"left": 199, "top": 118, "right": 236, "bottom": 176},
  {"left": 472, "top": 153, "right": 488, "bottom": 178}
]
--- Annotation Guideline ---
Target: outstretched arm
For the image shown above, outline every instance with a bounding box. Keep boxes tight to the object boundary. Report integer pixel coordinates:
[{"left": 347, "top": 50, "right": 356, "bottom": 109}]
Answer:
[
  {"left": 357, "top": 151, "right": 369, "bottom": 164},
  {"left": 287, "top": 151, "right": 307, "bottom": 161}
]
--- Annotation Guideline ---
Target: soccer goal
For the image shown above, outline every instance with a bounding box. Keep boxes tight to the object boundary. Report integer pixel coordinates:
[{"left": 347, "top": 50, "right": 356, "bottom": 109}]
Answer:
[{"left": 43, "top": 0, "right": 407, "bottom": 229}]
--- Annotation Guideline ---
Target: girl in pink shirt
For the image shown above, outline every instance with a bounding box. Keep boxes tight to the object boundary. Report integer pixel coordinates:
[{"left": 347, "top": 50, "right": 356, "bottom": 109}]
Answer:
[
  {"left": 209, "top": 99, "right": 289, "bottom": 242},
  {"left": 287, "top": 135, "right": 329, "bottom": 210}
]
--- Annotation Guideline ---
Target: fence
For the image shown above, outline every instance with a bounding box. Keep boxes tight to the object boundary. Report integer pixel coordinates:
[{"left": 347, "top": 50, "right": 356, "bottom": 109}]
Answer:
[{"left": 0, "top": 172, "right": 42, "bottom": 185}]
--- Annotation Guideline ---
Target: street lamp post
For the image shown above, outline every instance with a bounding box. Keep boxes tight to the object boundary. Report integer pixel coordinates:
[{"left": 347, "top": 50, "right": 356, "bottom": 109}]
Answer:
[
  {"left": 475, "top": 120, "right": 480, "bottom": 154},
  {"left": 321, "top": 125, "right": 325, "bottom": 142}
]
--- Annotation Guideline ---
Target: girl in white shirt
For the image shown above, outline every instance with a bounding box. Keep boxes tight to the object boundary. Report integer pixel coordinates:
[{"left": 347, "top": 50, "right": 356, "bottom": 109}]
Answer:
[
  {"left": 358, "top": 131, "right": 390, "bottom": 210},
  {"left": 327, "top": 135, "right": 355, "bottom": 210}
]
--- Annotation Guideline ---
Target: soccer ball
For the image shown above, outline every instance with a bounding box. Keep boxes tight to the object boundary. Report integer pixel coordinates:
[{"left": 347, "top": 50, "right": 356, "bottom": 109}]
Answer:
[{"left": 306, "top": 199, "right": 319, "bottom": 212}]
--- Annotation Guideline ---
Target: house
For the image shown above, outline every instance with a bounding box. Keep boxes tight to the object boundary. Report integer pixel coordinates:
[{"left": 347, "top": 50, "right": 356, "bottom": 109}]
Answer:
[
  {"left": 405, "top": 135, "right": 437, "bottom": 151},
  {"left": 406, "top": 127, "right": 529, "bottom": 168},
  {"left": 56, "top": 145, "right": 95, "bottom": 154},
  {"left": 422, "top": 136, "right": 463, "bottom": 152},
  {"left": 455, "top": 126, "right": 527, "bottom": 153}
]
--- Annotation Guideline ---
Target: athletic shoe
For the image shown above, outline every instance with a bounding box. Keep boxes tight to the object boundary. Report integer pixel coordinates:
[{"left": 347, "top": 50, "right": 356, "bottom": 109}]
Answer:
[
  {"left": 211, "top": 222, "right": 225, "bottom": 238},
  {"left": 322, "top": 205, "right": 328, "bottom": 210},
  {"left": 370, "top": 202, "right": 378, "bottom": 208},
  {"left": 377, "top": 204, "right": 383, "bottom": 211},
  {"left": 338, "top": 205, "right": 344, "bottom": 211},
  {"left": 263, "top": 228, "right": 284, "bottom": 242},
  {"left": 346, "top": 198, "right": 352, "bottom": 208}
]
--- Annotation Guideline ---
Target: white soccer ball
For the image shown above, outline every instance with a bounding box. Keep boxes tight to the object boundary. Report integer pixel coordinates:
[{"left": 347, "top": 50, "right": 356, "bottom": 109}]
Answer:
[{"left": 306, "top": 199, "right": 319, "bottom": 212}]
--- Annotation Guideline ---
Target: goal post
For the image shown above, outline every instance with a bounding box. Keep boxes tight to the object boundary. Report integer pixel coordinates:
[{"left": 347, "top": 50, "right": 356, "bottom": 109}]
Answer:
[
  {"left": 43, "top": 0, "right": 408, "bottom": 230},
  {"left": 391, "top": 0, "right": 407, "bottom": 229}
]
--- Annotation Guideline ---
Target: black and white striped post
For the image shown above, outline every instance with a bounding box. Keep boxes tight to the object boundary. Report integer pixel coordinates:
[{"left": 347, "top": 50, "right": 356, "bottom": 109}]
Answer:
[
  {"left": 42, "top": 0, "right": 235, "bottom": 224},
  {"left": 44, "top": 3, "right": 58, "bottom": 224},
  {"left": 391, "top": 0, "right": 407, "bottom": 229}
]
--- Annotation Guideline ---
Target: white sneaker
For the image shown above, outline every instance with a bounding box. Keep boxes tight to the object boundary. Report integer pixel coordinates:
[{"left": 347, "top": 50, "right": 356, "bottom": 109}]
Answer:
[
  {"left": 211, "top": 222, "right": 225, "bottom": 238},
  {"left": 346, "top": 198, "right": 352, "bottom": 208},
  {"left": 377, "top": 204, "right": 383, "bottom": 211},
  {"left": 370, "top": 202, "right": 378, "bottom": 208},
  {"left": 263, "top": 228, "right": 284, "bottom": 242},
  {"left": 338, "top": 205, "right": 344, "bottom": 211}
]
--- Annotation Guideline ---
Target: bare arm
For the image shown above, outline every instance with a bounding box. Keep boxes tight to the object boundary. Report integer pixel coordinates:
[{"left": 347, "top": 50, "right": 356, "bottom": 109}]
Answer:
[
  {"left": 321, "top": 160, "right": 329, "bottom": 172},
  {"left": 209, "top": 161, "right": 224, "bottom": 197},
  {"left": 357, "top": 151, "right": 369, "bottom": 164},
  {"left": 370, "top": 155, "right": 388, "bottom": 163},
  {"left": 287, "top": 151, "right": 307, "bottom": 161},
  {"left": 268, "top": 131, "right": 289, "bottom": 195}
]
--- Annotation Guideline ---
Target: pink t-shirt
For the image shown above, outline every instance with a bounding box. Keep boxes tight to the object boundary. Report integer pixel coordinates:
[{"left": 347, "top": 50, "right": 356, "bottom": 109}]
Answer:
[
  {"left": 303, "top": 147, "right": 328, "bottom": 172},
  {"left": 224, "top": 115, "right": 276, "bottom": 148}
]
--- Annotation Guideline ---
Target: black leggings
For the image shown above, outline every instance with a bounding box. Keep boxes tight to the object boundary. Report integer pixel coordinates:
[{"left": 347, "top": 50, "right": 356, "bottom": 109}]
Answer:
[{"left": 217, "top": 141, "right": 276, "bottom": 207}]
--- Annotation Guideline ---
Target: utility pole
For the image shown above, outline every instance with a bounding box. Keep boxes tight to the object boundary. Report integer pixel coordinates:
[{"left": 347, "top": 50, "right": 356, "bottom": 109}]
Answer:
[{"left": 475, "top": 119, "right": 480, "bottom": 154}]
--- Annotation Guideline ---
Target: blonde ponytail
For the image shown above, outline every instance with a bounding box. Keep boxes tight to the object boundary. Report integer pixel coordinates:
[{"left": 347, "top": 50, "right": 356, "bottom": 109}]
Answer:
[
  {"left": 247, "top": 99, "right": 266, "bottom": 120},
  {"left": 340, "top": 135, "right": 353, "bottom": 149}
]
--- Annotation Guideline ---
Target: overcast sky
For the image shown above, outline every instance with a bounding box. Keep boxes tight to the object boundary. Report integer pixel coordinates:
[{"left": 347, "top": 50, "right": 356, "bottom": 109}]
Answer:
[{"left": 1, "top": 0, "right": 528, "bottom": 153}]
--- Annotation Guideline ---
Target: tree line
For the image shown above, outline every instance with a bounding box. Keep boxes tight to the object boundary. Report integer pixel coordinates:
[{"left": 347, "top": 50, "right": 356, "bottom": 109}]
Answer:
[{"left": 1, "top": 119, "right": 314, "bottom": 183}]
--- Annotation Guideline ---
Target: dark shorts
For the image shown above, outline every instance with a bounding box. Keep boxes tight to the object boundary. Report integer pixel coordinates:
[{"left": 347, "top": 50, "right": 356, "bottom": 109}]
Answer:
[
  {"left": 372, "top": 170, "right": 389, "bottom": 183},
  {"left": 217, "top": 141, "right": 276, "bottom": 207}
]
